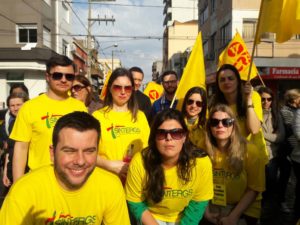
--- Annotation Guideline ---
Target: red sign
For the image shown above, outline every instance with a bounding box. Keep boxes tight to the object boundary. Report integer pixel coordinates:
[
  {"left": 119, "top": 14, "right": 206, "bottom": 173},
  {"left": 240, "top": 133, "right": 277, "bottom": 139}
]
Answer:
[{"left": 260, "top": 67, "right": 300, "bottom": 80}]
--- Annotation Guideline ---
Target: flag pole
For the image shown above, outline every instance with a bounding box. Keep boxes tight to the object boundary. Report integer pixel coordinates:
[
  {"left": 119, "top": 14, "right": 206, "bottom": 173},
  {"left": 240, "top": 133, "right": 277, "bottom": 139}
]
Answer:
[
  {"left": 247, "top": 0, "right": 265, "bottom": 87},
  {"left": 170, "top": 94, "right": 177, "bottom": 108}
]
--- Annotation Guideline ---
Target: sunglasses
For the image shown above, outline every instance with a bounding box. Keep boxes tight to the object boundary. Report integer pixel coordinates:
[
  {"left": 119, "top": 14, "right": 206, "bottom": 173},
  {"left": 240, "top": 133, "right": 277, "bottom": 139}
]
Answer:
[
  {"left": 262, "top": 97, "right": 272, "bottom": 102},
  {"left": 156, "top": 128, "right": 186, "bottom": 140},
  {"left": 49, "top": 72, "right": 75, "bottom": 81},
  {"left": 71, "top": 84, "right": 87, "bottom": 92},
  {"left": 187, "top": 99, "right": 203, "bottom": 107},
  {"left": 210, "top": 118, "right": 235, "bottom": 127},
  {"left": 112, "top": 85, "right": 133, "bottom": 93}
]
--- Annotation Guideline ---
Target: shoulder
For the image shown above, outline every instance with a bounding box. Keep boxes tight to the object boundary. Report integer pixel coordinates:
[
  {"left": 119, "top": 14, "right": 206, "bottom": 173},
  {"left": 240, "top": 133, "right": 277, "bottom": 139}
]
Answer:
[
  {"left": 245, "top": 142, "right": 261, "bottom": 160},
  {"left": 195, "top": 155, "right": 212, "bottom": 170},
  {"left": 91, "top": 168, "right": 124, "bottom": 192}
]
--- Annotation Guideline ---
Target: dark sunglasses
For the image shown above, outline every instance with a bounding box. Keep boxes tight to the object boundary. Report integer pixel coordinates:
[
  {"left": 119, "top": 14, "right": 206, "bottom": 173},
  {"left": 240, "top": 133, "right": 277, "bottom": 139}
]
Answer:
[
  {"left": 187, "top": 99, "right": 202, "bottom": 107},
  {"left": 71, "top": 84, "right": 87, "bottom": 92},
  {"left": 262, "top": 97, "right": 272, "bottom": 102},
  {"left": 49, "top": 72, "right": 75, "bottom": 81},
  {"left": 210, "top": 118, "right": 235, "bottom": 127},
  {"left": 156, "top": 128, "right": 186, "bottom": 140},
  {"left": 112, "top": 85, "right": 133, "bottom": 93}
]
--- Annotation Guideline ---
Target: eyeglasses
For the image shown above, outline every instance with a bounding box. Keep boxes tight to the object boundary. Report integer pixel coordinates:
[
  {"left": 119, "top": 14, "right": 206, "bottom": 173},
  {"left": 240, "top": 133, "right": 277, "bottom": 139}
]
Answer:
[
  {"left": 156, "top": 128, "right": 186, "bottom": 140},
  {"left": 49, "top": 72, "right": 75, "bottom": 81},
  {"left": 262, "top": 97, "right": 272, "bottom": 102},
  {"left": 112, "top": 85, "right": 133, "bottom": 93},
  {"left": 163, "top": 80, "right": 177, "bottom": 85},
  {"left": 187, "top": 99, "right": 203, "bottom": 107},
  {"left": 210, "top": 118, "right": 235, "bottom": 127},
  {"left": 71, "top": 84, "right": 87, "bottom": 92}
]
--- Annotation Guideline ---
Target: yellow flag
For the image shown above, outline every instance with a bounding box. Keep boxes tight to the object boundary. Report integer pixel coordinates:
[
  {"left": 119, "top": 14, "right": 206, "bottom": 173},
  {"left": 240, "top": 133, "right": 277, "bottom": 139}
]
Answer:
[
  {"left": 256, "top": 0, "right": 300, "bottom": 43},
  {"left": 99, "top": 70, "right": 112, "bottom": 101},
  {"left": 218, "top": 32, "right": 258, "bottom": 80},
  {"left": 173, "top": 32, "right": 206, "bottom": 111},
  {"left": 143, "top": 81, "right": 164, "bottom": 104}
]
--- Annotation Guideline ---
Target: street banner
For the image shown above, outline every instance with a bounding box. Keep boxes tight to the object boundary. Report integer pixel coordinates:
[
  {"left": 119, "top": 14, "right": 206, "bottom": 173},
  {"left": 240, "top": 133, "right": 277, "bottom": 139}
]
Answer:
[
  {"left": 256, "top": 0, "right": 300, "bottom": 43},
  {"left": 143, "top": 81, "right": 164, "bottom": 104},
  {"left": 219, "top": 32, "right": 258, "bottom": 81},
  {"left": 99, "top": 70, "right": 112, "bottom": 101},
  {"left": 172, "top": 32, "right": 206, "bottom": 111}
]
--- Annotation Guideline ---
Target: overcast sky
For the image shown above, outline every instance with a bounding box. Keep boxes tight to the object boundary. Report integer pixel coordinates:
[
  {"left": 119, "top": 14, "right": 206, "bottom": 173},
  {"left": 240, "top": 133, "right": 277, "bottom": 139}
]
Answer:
[{"left": 72, "top": 0, "right": 164, "bottom": 83}]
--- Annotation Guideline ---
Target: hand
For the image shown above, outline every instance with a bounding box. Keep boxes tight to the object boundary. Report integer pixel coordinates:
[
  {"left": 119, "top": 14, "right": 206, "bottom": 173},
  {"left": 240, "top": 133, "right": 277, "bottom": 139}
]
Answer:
[
  {"left": 2, "top": 174, "right": 11, "bottom": 187},
  {"left": 110, "top": 160, "right": 129, "bottom": 178},
  {"left": 243, "top": 81, "right": 253, "bottom": 102},
  {"left": 218, "top": 214, "right": 239, "bottom": 225},
  {"left": 205, "top": 209, "right": 220, "bottom": 224}
]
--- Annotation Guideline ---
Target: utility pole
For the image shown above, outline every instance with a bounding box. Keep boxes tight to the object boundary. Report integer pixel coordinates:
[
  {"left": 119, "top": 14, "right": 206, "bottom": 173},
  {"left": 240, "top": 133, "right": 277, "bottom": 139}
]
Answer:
[{"left": 87, "top": 0, "right": 115, "bottom": 81}]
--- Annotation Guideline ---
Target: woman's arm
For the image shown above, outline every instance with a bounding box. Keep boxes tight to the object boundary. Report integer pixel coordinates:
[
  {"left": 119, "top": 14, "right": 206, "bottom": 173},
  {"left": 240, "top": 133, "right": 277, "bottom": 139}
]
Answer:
[
  {"left": 293, "top": 109, "right": 300, "bottom": 140},
  {"left": 180, "top": 200, "right": 208, "bottom": 225},
  {"left": 244, "top": 82, "right": 261, "bottom": 134},
  {"left": 219, "top": 188, "right": 258, "bottom": 225},
  {"left": 263, "top": 114, "right": 285, "bottom": 143},
  {"left": 96, "top": 155, "right": 128, "bottom": 178}
]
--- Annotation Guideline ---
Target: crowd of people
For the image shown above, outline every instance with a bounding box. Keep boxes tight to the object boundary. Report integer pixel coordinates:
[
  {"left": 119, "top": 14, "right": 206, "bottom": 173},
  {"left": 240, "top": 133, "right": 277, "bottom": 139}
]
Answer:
[{"left": 0, "top": 54, "right": 299, "bottom": 225}]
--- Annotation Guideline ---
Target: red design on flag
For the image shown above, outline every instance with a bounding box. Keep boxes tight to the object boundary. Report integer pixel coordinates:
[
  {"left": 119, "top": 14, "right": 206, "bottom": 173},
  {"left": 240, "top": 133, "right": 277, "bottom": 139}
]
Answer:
[
  {"left": 227, "top": 42, "right": 251, "bottom": 73},
  {"left": 149, "top": 90, "right": 159, "bottom": 100}
]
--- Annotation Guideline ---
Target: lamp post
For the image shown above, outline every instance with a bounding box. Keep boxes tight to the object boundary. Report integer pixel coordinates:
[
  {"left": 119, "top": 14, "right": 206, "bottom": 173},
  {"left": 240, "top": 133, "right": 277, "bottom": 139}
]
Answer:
[{"left": 101, "top": 43, "right": 118, "bottom": 70}]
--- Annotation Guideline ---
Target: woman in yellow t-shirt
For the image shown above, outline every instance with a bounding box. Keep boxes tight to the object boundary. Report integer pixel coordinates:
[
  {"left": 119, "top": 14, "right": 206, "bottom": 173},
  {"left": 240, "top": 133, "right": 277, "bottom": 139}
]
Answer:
[
  {"left": 126, "top": 109, "right": 213, "bottom": 225},
  {"left": 93, "top": 68, "right": 149, "bottom": 181},
  {"left": 181, "top": 86, "right": 207, "bottom": 150},
  {"left": 202, "top": 104, "right": 265, "bottom": 225}
]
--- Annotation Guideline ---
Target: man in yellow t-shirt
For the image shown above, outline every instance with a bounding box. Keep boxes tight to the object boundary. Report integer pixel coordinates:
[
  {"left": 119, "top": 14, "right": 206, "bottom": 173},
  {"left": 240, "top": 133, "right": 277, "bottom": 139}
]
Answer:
[
  {"left": 0, "top": 112, "right": 130, "bottom": 225},
  {"left": 10, "top": 55, "right": 87, "bottom": 182}
]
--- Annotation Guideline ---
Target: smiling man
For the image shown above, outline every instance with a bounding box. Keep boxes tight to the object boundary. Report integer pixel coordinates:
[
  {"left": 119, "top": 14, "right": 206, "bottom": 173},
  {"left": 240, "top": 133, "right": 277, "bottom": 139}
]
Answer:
[
  {"left": 0, "top": 112, "right": 130, "bottom": 225},
  {"left": 10, "top": 55, "right": 87, "bottom": 183}
]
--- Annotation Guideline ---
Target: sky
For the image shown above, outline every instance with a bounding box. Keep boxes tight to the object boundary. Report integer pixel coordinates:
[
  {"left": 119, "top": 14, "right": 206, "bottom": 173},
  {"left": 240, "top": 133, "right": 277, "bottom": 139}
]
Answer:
[{"left": 72, "top": 0, "right": 164, "bottom": 83}]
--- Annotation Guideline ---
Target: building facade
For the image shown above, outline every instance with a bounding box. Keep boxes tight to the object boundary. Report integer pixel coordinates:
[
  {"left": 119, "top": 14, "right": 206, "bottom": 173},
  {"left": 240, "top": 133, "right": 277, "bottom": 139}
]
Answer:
[
  {"left": 0, "top": 0, "right": 73, "bottom": 107},
  {"left": 199, "top": 0, "right": 300, "bottom": 97}
]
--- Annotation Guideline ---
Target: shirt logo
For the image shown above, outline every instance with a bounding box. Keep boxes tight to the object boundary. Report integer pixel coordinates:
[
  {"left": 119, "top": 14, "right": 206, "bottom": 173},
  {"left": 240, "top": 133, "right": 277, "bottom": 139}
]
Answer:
[
  {"left": 41, "top": 113, "right": 63, "bottom": 128},
  {"left": 45, "top": 211, "right": 96, "bottom": 224},
  {"left": 163, "top": 186, "right": 193, "bottom": 199},
  {"left": 106, "top": 124, "right": 141, "bottom": 139}
]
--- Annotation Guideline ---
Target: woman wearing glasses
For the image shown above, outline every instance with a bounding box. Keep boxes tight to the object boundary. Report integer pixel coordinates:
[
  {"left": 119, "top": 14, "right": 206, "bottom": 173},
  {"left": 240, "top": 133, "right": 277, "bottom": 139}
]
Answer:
[
  {"left": 211, "top": 64, "right": 268, "bottom": 163},
  {"left": 257, "top": 87, "right": 285, "bottom": 201},
  {"left": 202, "top": 104, "right": 265, "bottom": 225},
  {"left": 71, "top": 75, "right": 103, "bottom": 114},
  {"left": 126, "top": 109, "right": 213, "bottom": 225},
  {"left": 181, "top": 86, "right": 207, "bottom": 149},
  {"left": 93, "top": 68, "right": 149, "bottom": 181}
]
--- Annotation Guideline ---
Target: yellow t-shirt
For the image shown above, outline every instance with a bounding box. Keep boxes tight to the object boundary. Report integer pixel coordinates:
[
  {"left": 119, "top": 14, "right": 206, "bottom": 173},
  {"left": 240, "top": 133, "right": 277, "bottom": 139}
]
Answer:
[
  {"left": 212, "top": 143, "right": 265, "bottom": 218},
  {"left": 185, "top": 117, "right": 206, "bottom": 150},
  {"left": 10, "top": 94, "right": 87, "bottom": 170},
  {"left": 126, "top": 152, "right": 213, "bottom": 222},
  {"left": 92, "top": 107, "right": 150, "bottom": 160},
  {"left": 229, "top": 91, "right": 268, "bottom": 162},
  {"left": 0, "top": 166, "right": 130, "bottom": 225}
]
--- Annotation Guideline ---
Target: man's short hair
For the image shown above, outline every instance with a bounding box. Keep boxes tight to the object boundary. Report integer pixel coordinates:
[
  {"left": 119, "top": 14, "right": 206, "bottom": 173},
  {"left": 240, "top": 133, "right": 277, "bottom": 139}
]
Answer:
[
  {"left": 129, "top": 66, "right": 144, "bottom": 77},
  {"left": 161, "top": 70, "right": 178, "bottom": 81},
  {"left": 46, "top": 55, "right": 75, "bottom": 73},
  {"left": 52, "top": 112, "right": 100, "bottom": 149},
  {"left": 7, "top": 92, "right": 29, "bottom": 107}
]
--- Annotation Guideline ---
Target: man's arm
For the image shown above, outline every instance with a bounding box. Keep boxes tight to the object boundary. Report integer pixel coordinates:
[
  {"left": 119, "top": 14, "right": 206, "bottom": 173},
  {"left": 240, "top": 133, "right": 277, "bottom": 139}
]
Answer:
[{"left": 13, "top": 141, "right": 29, "bottom": 183}]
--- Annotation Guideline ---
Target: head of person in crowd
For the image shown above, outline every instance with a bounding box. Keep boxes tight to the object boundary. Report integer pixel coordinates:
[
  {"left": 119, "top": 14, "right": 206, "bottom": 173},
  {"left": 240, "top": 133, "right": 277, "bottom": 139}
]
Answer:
[
  {"left": 206, "top": 104, "right": 245, "bottom": 174},
  {"left": 182, "top": 86, "right": 207, "bottom": 127},
  {"left": 142, "top": 108, "right": 193, "bottom": 203},
  {"left": 104, "top": 67, "right": 138, "bottom": 121},
  {"left": 258, "top": 86, "right": 280, "bottom": 131},
  {"left": 161, "top": 70, "right": 178, "bottom": 98},
  {"left": 46, "top": 55, "right": 76, "bottom": 98},
  {"left": 50, "top": 111, "right": 100, "bottom": 191},
  {"left": 9, "top": 83, "right": 29, "bottom": 98},
  {"left": 284, "top": 88, "right": 300, "bottom": 108},
  {"left": 7, "top": 92, "right": 29, "bottom": 117},
  {"left": 71, "top": 75, "right": 93, "bottom": 106},
  {"left": 129, "top": 66, "right": 144, "bottom": 91},
  {"left": 214, "top": 64, "right": 246, "bottom": 117}
]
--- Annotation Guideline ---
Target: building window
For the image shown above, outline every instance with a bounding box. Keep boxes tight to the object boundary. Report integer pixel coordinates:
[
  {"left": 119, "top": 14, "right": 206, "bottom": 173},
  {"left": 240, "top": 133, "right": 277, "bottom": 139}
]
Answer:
[
  {"left": 203, "top": 40, "right": 209, "bottom": 57},
  {"left": 43, "top": 0, "right": 51, "bottom": 6},
  {"left": 210, "top": 0, "right": 216, "bottom": 14},
  {"left": 242, "top": 19, "right": 257, "bottom": 39},
  {"left": 200, "top": 5, "right": 209, "bottom": 25},
  {"left": 62, "top": 40, "right": 68, "bottom": 56},
  {"left": 16, "top": 24, "right": 37, "bottom": 43},
  {"left": 210, "top": 32, "right": 216, "bottom": 59},
  {"left": 43, "top": 26, "right": 51, "bottom": 48},
  {"left": 220, "top": 21, "right": 231, "bottom": 47}
]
